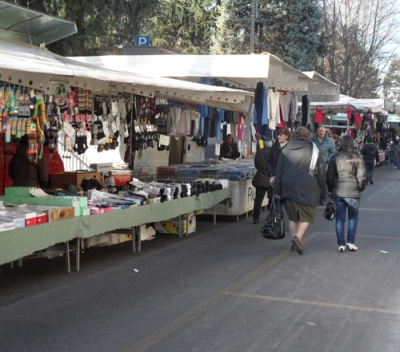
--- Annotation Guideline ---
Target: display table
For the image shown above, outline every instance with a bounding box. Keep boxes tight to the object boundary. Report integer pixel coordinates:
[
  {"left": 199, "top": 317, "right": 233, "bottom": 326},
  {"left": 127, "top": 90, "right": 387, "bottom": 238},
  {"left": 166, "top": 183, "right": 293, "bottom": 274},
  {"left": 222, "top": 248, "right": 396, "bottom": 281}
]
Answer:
[
  {"left": 0, "top": 189, "right": 231, "bottom": 268},
  {"left": 203, "top": 179, "right": 268, "bottom": 220}
]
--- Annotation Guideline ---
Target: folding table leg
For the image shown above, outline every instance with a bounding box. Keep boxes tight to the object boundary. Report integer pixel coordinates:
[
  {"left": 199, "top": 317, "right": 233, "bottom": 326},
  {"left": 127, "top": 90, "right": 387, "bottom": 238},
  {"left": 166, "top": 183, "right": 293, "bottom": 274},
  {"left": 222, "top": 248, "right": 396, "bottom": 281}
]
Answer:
[
  {"left": 75, "top": 238, "right": 80, "bottom": 272},
  {"left": 131, "top": 226, "right": 136, "bottom": 253},
  {"left": 65, "top": 241, "right": 71, "bottom": 273}
]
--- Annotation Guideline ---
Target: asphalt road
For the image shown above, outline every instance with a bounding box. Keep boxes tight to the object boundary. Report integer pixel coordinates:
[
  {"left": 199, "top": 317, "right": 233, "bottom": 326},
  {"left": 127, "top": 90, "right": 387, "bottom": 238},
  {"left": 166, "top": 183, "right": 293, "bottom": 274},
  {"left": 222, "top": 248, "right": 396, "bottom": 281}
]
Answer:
[{"left": 1, "top": 162, "right": 400, "bottom": 352}]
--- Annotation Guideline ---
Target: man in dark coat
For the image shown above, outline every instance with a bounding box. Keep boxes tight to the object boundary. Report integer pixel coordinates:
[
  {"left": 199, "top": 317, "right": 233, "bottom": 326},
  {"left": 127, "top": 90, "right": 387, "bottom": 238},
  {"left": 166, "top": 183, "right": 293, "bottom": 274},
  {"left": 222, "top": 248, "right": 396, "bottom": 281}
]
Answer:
[
  {"left": 274, "top": 127, "right": 326, "bottom": 255},
  {"left": 8, "top": 135, "right": 49, "bottom": 188}
]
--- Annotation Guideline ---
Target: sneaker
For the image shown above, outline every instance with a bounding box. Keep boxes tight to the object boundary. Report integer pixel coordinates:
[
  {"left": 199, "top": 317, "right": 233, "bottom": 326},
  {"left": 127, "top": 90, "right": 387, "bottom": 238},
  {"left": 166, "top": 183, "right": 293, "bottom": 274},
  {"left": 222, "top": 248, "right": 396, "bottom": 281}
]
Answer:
[
  {"left": 369, "top": 178, "right": 373, "bottom": 185},
  {"left": 290, "top": 244, "right": 296, "bottom": 252},
  {"left": 253, "top": 218, "right": 259, "bottom": 224},
  {"left": 338, "top": 245, "right": 346, "bottom": 252},
  {"left": 291, "top": 236, "right": 303, "bottom": 255},
  {"left": 395, "top": 167, "right": 397, "bottom": 169},
  {"left": 346, "top": 243, "right": 358, "bottom": 251}
]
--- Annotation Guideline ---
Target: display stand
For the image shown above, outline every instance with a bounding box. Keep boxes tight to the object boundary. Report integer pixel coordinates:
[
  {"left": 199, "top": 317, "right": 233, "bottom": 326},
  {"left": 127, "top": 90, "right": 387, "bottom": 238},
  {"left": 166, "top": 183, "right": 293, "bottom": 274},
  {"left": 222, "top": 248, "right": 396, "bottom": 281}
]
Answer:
[
  {"left": 0, "top": 189, "right": 230, "bottom": 270},
  {"left": 203, "top": 179, "right": 268, "bottom": 221}
]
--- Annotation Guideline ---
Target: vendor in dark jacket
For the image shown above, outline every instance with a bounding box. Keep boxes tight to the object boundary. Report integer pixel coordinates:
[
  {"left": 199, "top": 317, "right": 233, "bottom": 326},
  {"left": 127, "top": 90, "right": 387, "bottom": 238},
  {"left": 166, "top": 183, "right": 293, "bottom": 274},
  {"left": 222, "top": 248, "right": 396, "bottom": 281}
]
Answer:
[
  {"left": 220, "top": 134, "right": 240, "bottom": 159},
  {"left": 360, "top": 136, "right": 380, "bottom": 184},
  {"left": 8, "top": 135, "right": 49, "bottom": 188}
]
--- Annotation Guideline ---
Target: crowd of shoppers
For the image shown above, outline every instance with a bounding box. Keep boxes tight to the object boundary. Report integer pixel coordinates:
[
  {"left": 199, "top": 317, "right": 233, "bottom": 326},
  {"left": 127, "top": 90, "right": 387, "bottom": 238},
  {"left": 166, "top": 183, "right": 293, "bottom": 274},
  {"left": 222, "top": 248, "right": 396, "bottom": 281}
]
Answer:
[{"left": 254, "top": 125, "right": 392, "bottom": 255}]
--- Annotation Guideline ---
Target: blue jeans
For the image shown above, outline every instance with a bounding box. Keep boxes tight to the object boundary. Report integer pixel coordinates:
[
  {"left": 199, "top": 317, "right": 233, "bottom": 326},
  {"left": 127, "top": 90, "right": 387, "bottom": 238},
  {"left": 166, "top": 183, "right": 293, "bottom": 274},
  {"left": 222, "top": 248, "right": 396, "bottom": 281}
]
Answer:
[
  {"left": 395, "top": 157, "right": 399, "bottom": 168},
  {"left": 364, "top": 160, "right": 375, "bottom": 180},
  {"left": 333, "top": 197, "right": 360, "bottom": 246}
]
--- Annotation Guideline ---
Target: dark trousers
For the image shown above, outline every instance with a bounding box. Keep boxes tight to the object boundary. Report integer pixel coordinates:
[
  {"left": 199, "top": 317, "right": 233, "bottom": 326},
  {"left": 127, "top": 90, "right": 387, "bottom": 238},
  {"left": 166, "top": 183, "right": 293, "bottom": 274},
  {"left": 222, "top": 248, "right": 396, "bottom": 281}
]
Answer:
[
  {"left": 253, "top": 186, "right": 268, "bottom": 220},
  {"left": 364, "top": 160, "right": 375, "bottom": 180}
]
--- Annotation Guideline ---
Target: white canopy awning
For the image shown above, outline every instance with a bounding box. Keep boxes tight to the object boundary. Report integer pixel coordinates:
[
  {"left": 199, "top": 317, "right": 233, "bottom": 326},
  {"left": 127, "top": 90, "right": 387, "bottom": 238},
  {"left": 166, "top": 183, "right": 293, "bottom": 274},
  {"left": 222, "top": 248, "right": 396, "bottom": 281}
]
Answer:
[
  {"left": 0, "top": 39, "right": 254, "bottom": 112},
  {"left": 299, "top": 95, "right": 388, "bottom": 114},
  {"left": 70, "top": 53, "right": 320, "bottom": 92},
  {"left": 302, "top": 71, "right": 340, "bottom": 101}
]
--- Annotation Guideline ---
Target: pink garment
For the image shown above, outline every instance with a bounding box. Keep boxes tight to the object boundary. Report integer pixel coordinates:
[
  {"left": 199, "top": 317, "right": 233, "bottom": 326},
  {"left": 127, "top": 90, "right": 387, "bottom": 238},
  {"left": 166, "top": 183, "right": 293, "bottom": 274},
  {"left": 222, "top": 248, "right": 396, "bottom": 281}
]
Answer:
[{"left": 237, "top": 113, "right": 245, "bottom": 141}]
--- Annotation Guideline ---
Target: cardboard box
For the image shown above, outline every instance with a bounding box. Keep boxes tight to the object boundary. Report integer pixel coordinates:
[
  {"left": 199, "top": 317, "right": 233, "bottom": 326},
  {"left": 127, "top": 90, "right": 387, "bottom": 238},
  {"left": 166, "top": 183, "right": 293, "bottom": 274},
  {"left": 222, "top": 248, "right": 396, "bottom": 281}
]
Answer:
[
  {"left": 51, "top": 172, "right": 102, "bottom": 189},
  {"left": 0, "top": 221, "right": 15, "bottom": 232}
]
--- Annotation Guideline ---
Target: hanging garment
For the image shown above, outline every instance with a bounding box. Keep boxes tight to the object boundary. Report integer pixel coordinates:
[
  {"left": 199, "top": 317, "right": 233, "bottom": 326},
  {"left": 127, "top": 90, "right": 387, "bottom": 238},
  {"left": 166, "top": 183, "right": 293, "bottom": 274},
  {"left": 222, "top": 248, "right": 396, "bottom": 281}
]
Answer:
[
  {"left": 315, "top": 108, "right": 324, "bottom": 123},
  {"left": 254, "top": 82, "right": 264, "bottom": 131},
  {"left": 301, "top": 95, "right": 309, "bottom": 126},
  {"left": 279, "top": 91, "right": 293, "bottom": 122},
  {"left": 268, "top": 89, "right": 280, "bottom": 130},
  {"left": 237, "top": 114, "right": 246, "bottom": 141}
]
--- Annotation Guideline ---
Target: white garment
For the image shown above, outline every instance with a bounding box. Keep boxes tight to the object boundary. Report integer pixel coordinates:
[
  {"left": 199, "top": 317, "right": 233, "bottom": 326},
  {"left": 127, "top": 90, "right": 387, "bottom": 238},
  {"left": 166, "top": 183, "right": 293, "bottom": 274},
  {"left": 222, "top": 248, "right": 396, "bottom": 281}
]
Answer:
[{"left": 268, "top": 89, "right": 280, "bottom": 130}]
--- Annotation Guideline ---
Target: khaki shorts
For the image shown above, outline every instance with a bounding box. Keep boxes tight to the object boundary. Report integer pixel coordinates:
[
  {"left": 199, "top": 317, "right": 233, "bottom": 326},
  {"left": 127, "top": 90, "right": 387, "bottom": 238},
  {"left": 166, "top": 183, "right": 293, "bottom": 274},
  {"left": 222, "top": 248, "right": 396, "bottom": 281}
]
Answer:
[{"left": 285, "top": 199, "right": 316, "bottom": 224}]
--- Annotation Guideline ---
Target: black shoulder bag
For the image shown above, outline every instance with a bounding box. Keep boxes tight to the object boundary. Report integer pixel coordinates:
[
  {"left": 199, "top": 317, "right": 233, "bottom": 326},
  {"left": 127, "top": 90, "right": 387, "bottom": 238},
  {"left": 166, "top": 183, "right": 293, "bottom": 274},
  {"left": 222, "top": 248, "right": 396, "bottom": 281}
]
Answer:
[{"left": 261, "top": 196, "right": 286, "bottom": 240}]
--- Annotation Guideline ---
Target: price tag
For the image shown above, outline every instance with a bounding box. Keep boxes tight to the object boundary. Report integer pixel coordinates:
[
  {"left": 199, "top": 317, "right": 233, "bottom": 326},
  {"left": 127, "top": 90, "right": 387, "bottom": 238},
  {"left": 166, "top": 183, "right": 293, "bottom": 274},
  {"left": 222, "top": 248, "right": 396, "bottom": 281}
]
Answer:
[
  {"left": 159, "top": 134, "right": 170, "bottom": 146},
  {"left": 63, "top": 121, "right": 76, "bottom": 137},
  {"left": 215, "top": 142, "right": 220, "bottom": 156}
]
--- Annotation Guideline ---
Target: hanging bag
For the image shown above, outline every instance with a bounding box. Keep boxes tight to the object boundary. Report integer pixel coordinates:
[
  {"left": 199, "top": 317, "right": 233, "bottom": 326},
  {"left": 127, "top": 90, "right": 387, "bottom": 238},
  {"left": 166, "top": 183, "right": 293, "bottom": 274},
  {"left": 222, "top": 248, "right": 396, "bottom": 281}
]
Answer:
[
  {"left": 261, "top": 195, "right": 285, "bottom": 240},
  {"left": 323, "top": 198, "right": 336, "bottom": 220}
]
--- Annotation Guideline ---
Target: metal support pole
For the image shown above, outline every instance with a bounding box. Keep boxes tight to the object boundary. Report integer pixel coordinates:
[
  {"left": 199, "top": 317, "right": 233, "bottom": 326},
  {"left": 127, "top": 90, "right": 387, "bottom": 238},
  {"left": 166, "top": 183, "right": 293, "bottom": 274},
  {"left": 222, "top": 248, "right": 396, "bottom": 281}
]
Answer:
[{"left": 250, "top": 0, "right": 257, "bottom": 53}]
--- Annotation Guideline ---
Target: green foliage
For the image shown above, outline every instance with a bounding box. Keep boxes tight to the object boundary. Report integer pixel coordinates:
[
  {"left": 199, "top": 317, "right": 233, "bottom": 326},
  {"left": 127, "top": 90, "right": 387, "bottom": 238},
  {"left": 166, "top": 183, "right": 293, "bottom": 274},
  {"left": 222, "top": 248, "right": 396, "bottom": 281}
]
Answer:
[
  {"left": 11, "top": 0, "right": 161, "bottom": 56},
  {"left": 143, "top": 0, "right": 217, "bottom": 54},
  {"left": 383, "top": 60, "right": 400, "bottom": 104},
  {"left": 213, "top": 0, "right": 324, "bottom": 70}
]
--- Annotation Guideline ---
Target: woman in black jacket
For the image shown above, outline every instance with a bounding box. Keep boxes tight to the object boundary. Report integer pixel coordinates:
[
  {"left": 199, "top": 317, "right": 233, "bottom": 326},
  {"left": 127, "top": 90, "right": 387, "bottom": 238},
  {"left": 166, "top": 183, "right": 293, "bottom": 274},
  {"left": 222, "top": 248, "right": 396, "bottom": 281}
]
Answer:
[
  {"left": 251, "top": 142, "right": 271, "bottom": 224},
  {"left": 327, "top": 135, "right": 367, "bottom": 252},
  {"left": 361, "top": 136, "right": 380, "bottom": 184},
  {"left": 265, "top": 128, "right": 290, "bottom": 210}
]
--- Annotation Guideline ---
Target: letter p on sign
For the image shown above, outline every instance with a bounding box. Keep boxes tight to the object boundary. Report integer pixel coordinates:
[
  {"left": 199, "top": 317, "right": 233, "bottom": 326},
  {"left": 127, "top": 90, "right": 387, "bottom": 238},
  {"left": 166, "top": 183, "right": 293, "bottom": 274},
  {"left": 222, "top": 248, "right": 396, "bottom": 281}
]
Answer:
[{"left": 135, "top": 35, "right": 150, "bottom": 46}]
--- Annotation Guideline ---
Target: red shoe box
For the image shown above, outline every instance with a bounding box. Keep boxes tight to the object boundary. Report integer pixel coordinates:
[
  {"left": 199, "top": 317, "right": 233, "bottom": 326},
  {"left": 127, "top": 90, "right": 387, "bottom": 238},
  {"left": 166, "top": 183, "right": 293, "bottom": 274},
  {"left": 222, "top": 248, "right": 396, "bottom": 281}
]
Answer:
[{"left": 36, "top": 212, "right": 48, "bottom": 225}]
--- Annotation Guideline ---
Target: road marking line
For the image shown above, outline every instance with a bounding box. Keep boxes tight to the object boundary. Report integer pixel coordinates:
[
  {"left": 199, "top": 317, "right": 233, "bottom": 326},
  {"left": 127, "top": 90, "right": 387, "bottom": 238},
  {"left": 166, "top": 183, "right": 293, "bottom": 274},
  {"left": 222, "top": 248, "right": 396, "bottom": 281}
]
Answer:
[
  {"left": 224, "top": 292, "right": 400, "bottom": 315},
  {"left": 124, "top": 232, "right": 318, "bottom": 352}
]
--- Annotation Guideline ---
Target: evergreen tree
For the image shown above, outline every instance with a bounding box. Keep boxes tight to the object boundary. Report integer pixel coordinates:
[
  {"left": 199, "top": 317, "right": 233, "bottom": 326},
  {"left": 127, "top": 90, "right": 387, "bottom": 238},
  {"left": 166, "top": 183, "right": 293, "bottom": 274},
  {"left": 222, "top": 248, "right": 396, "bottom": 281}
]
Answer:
[
  {"left": 144, "top": 0, "right": 218, "bottom": 54},
  {"left": 213, "top": 0, "right": 324, "bottom": 71},
  {"left": 11, "top": 0, "right": 161, "bottom": 56},
  {"left": 383, "top": 60, "right": 400, "bottom": 105}
]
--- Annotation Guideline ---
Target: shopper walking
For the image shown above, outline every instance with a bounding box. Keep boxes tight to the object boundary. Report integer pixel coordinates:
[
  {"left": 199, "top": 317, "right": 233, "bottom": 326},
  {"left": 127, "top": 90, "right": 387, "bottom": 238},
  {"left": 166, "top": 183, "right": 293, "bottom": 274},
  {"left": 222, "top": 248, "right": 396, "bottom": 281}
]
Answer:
[
  {"left": 361, "top": 136, "right": 380, "bottom": 184},
  {"left": 274, "top": 127, "right": 326, "bottom": 255},
  {"left": 311, "top": 126, "right": 336, "bottom": 204},
  {"left": 391, "top": 135, "right": 400, "bottom": 169},
  {"left": 252, "top": 140, "right": 272, "bottom": 224},
  {"left": 327, "top": 135, "right": 367, "bottom": 252},
  {"left": 265, "top": 127, "right": 290, "bottom": 210}
]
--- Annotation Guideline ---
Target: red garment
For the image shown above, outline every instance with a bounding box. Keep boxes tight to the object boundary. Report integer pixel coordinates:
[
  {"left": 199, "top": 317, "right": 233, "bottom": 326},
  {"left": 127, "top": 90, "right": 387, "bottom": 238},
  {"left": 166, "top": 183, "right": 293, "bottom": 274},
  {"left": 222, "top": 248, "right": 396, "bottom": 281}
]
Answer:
[
  {"left": 276, "top": 107, "right": 285, "bottom": 127},
  {"left": 347, "top": 107, "right": 352, "bottom": 120},
  {"left": 355, "top": 112, "right": 361, "bottom": 127},
  {"left": 315, "top": 108, "right": 324, "bottom": 123}
]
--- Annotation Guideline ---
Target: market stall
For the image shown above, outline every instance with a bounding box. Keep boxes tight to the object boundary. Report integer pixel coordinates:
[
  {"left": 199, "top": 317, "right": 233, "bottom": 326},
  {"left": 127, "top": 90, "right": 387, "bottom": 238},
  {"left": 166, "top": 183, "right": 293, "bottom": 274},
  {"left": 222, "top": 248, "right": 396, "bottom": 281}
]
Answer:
[{"left": 0, "top": 188, "right": 230, "bottom": 270}]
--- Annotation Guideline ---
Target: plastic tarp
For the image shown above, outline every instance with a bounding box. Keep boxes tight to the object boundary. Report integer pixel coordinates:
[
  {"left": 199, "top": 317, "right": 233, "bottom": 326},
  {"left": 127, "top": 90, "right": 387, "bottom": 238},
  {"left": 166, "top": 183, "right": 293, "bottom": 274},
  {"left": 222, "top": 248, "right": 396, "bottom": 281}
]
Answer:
[
  {"left": 69, "top": 53, "right": 322, "bottom": 95},
  {"left": 388, "top": 114, "right": 400, "bottom": 123},
  {"left": 0, "top": 39, "right": 254, "bottom": 112}
]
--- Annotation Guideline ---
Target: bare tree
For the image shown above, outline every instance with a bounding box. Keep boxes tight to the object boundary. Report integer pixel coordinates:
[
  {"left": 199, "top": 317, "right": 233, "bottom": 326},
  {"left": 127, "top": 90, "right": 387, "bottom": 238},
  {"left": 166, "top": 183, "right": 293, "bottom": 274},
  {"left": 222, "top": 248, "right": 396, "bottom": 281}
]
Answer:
[{"left": 318, "top": 0, "right": 400, "bottom": 98}]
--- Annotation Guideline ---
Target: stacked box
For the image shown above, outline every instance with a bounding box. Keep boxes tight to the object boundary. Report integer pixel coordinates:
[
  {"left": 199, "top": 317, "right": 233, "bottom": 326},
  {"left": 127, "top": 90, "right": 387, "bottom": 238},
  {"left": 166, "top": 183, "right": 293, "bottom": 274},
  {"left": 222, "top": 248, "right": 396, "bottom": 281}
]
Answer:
[{"left": 5, "top": 187, "right": 37, "bottom": 197}]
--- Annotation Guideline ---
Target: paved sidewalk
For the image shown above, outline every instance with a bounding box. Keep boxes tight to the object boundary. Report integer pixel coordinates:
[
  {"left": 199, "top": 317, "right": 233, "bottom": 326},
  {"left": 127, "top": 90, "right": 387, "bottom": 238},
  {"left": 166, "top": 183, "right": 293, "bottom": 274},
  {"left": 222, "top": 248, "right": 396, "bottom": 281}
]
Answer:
[{"left": 0, "top": 164, "right": 400, "bottom": 352}]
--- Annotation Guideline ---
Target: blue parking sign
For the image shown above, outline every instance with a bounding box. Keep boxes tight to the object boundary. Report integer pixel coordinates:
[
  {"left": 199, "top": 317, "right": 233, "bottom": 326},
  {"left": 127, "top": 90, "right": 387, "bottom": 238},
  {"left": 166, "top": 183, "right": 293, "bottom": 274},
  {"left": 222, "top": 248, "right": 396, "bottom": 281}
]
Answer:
[{"left": 135, "top": 35, "right": 150, "bottom": 46}]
